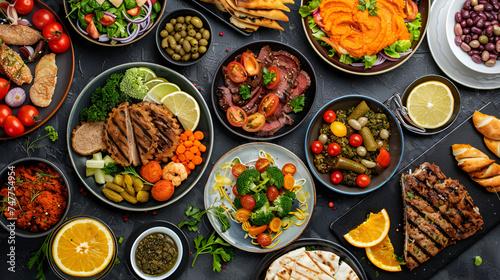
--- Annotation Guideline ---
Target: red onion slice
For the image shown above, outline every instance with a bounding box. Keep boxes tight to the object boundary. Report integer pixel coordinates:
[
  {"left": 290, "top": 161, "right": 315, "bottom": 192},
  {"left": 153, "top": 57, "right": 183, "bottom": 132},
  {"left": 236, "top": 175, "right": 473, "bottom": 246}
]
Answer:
[
  {"left": 103, "top": 11, "right": 116, "bottom": 19},
  {"left": 76, "top": 20, "right": 88, "bottom": 35},
  {"left": 379, "top": 51, "right": 400, "bottom": 62},
  {"left": 98, "top": 34, "right": 110, "bottom": 42}
]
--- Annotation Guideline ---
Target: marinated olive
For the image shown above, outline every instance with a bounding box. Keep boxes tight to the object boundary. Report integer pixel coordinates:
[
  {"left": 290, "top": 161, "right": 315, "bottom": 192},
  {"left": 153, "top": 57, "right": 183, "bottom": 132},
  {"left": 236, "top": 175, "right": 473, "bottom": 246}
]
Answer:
[
  {"left": 166, "top": 48, "right": 174, "bottom": 55},
  {"left": 195, "top": 32, "right": 202, "bottom": 40},
  {"left": 191, "top": 16, "right": 203, "bottom": 28},
  {"left": 174, "top": 32, "right": 182, "bottom": 42},
  {"left": 165, "top": 23, "right": 174, "bottom": 33},
  {"left": 170, "top": 18, "right": 177, "bottom": 25},
  {"left": 199, "top": 46, "right": 207, "bottom": 54},
  {"left": 179, "top": 48, "right": 186, "bottom": 56},
  {"left": 167, "top": 36, "right": 176, "bottom": 47},
  {"left": 479, "top": 35, "right": 489, "bottom": 44},
  {"left": 183, "top": 40, "right": 192, "bottom": 52},
  {"left": 172, "top": 54, "right": 181, "bottom": 60},
  {"left": 192, "top": 52, "right": 199, "bottom": 59},
  {"left": 182, "top": 53, "right": 192, "bottom": 61},
  {"left": 199, "top": 39, "right": 208, "bottom": 46},
  {"left": 179, "top": 38, "right": 184, "bottom": 45},
  {"left": 174, "top": 45, "right": 182, "bottom": 53},
  {"left": 177, "top": 16, "right": 185, "bottom": 24},
  {"left": 190, "top": 38, "right": 198, "bottom": 47},
  {"left": 180, "top": 30, "right": 187, "bottom": 38},
  {"left": 175, "top": 22, "right": 183, "bottom": 32},
  {"left": 199, "top": 27, "right": 205, "bottom": 33},
  {"left": 160, "top": 29, "right": 169, "bottom": 38},
  {"left": 188, "top": 29, "right": 196, "bottom": 37},
  {"left": 192, "top": 46, "right": 199, "bottom": 53},
  {"left": 494, "top": 24, "right": 500, "bottom": 36},
  {"left": 185, "top": 16, "right": 192, "bottom": 24},
  {"left": 185, "top": 36, "right": 193, "bottom": 42},
  {"left": 161, "top": 37, "right": 169, "bottom": 48},
  {"left": 202, "top": 30, "right": 210, "bottom": 40},
  {"left": 318, "top": 134, "right": 328, "bottom": 144},
  {"left": 187, "top": 24, "right": 194, "bottom": 31}
]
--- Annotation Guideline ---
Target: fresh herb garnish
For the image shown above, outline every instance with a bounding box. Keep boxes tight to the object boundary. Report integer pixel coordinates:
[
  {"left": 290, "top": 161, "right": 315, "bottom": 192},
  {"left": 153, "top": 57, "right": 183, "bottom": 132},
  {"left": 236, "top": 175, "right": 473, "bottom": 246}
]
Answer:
[
  {"left": 238, "top": 85, "right": 251, "bottom": 100},
  {"left": 121, "top": 166, "right": 153, "bottom": 186},
  {"left": 361, "top": 256, "right": 365, "bottom": 260},
  {"left": 305, "top": 246, "right": 316, "bottom": 251},
  {"left": 192, "top": 231, "right": 234, "bottom": 272},
  {"left": 26, "top": 126, "right": 58, "bottom": 156},
  {"left": 102, "top": 162, "right": 117, "bottom": 175},
  {"left": 118, "top": 237, "right": 123, "bottom": 244},
  {"left": 16, "top": 177, "right": 23, "bottom": 184},
  {"left": 290, "top": 96, "right": 306, "bottom": 113},
  {"left": 0, "top": 197, "right": 9, "bottom": 213},
  {"left": 27, "top": 232, "right": 52, "bottom": 280},
  {"left": 357, "top": 0, "right": 379, "bottom": 16},
  {"left": 36, "top": 172, "right": 58, "bottom": 179},
  {"left": 178, "top": 203, "right": 231, "bottom": 232},
  {"left": 115, "top": 257, "right": 121, "bottom": 265},
  {"left": 375, "top": 271, "right": 379, "bottom": 277},
  {"left": 475, "top": 256, "right": 482, "bottom": 266},
  {"left": 30, "top": 190, "right": 43, "bottom": 203},
  {"left": 394, "top": 254, "right": 406, "bottom": 265},
  {"left": 262, "top": 67, "right": 277, "bottom": 85},
  {"left": 407, "top": 192, "right": 414, "bottom": 198}
]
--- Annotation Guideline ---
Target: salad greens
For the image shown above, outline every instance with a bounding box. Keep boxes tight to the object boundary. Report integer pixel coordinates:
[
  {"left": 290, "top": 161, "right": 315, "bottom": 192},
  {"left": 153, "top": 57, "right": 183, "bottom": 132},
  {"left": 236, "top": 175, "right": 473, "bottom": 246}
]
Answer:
[{"left": 299, "top": 0, "right": 321, "bottom": 17}]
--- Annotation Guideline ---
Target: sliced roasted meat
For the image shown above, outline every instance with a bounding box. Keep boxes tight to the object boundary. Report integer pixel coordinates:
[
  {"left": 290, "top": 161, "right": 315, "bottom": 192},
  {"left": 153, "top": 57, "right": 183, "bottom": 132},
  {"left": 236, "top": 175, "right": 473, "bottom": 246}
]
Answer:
[
  {"left": 147, "top": 102, "right": 183, "bottom": 162},
  {"left": 257, "top": 45, "right": 272, "bottom": 64},
  {"left": 269, "top": 50, "right": 300, "bottom": 84},
  {"left": 222, "top": 65, "right": 241, "bottom": 94},
  {"left": 217, "top": 86, "right": 235, "bottom": 111},
  {"left": 129, "top": 102, "right": 158, "bottom": 166},
  {"left": 256, "top": 113, "right": 293, "bottom": 136},
  {"left": 268, "top": 66, "right": 290, "bottom": 102}
]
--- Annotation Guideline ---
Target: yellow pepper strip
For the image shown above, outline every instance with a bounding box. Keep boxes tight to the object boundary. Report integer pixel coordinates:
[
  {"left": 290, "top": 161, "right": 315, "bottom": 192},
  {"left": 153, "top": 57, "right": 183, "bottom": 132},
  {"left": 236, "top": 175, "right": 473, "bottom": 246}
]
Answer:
[
  {"left": 299, "top": 203, "right": 308, "bottom": 212},
  {"left": 218, "top": 185, "right": 236, "bottom": 209},
  {"left": 291, "top": 185, "right": 303, "bottom": 193},
  {"left": 271, "top": 227, "right": 283, "bottom": 241},
  {"left": 252, "top": 240, "right": 260, "bottom": 245},
  {"left": 295, "top": 219, "right": 306, "bottom": 226},
  {"left": 242, "top": 221, "right": 251, "bottom": 231},
  {"left": 264, "top": 239, "right": 280, "bottom": 249}
]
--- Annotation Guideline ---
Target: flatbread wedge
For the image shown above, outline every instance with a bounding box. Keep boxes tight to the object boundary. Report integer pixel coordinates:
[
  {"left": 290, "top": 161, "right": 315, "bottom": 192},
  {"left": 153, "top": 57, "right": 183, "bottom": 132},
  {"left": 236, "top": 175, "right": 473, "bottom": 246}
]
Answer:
[
  {"left": 226, "top": 0, "right": 289, "bottom": 21},
  {"left": 235, "top": 0, "right": 291, "bottom": 12},
  {"left": 265, "top": 247, "right": 305, "bottom": 280},
  {"left": 230, "top": 16, "right": 260, "bottom": 32},
  {"left": 221, "top": 0, "right": 284, "bottom": 30},
  {"left": 289, "top": 251, "right": 337, "bottom": 280}
]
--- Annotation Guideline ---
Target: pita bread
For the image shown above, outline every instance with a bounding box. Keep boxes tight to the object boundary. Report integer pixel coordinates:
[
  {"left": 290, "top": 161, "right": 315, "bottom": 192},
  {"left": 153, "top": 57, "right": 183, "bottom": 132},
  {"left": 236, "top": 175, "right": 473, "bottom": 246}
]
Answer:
[
  {"left": 220, "top": 0, "right": 284, "bottom": 30},
  {"left": 266, "top": 247, "right": 305, "bottom": 280},
  {"left": 226, "top": 0, "right": 289, "bottom": 21},
  {"left": 230, "top": 16, "right": 260, "bottom": 32},
  {"left": 289, "top": 251, "right": 336, "bottom": 280},
  {"left": 235, "top": 0, "right": 291, "bottom": 12},
  {"left": 335, "top": 262, "right": 360, "bottom": 280}
]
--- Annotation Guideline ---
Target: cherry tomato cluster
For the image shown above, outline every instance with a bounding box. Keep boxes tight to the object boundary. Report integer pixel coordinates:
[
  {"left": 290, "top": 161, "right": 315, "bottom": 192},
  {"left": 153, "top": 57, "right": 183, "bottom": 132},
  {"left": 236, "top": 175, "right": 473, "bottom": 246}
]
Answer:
[
  {"left": 0, "top": 103, "right": 39, "bottom": 137},
  {"left": 33, "top": 9, "right": 70, "bottom": 53}
]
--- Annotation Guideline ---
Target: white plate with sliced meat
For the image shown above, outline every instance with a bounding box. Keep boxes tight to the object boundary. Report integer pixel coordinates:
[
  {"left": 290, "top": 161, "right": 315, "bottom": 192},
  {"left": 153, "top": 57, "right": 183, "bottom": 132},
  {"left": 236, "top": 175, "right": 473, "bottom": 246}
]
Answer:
[
  {"left": 66, "top": 62, "right": 213, "bottom": 211},
  {"left": 211, "top": 40, "right": 316, "bottom": 140}
]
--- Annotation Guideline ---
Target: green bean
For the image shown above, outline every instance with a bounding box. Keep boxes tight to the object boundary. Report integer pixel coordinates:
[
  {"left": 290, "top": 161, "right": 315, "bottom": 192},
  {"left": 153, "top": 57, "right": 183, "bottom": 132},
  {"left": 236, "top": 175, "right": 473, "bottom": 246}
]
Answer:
[{"left": 359, "top": 126, "right": 377, "bottom": 151}]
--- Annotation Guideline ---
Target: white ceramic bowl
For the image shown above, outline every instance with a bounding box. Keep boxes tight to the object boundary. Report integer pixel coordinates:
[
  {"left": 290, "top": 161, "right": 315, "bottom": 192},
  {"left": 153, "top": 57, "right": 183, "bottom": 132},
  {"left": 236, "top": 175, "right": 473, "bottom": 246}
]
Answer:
[
  {"left": 130, "top": 227, "right": 183, "bottom": 279},
  {"left": 446, "top": 0, "right": 500, "bottom": 74}
]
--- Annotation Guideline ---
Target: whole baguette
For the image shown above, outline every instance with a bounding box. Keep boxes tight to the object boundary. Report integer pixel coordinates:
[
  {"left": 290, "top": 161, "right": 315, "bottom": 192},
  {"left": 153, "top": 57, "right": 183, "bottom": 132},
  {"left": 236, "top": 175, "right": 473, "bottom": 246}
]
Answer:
[
  {"left": 484, "top": 137, "right": 500, "bottom": 158},
  {"left": 472, "top": 111, "right": 500, "bottom": 140}
]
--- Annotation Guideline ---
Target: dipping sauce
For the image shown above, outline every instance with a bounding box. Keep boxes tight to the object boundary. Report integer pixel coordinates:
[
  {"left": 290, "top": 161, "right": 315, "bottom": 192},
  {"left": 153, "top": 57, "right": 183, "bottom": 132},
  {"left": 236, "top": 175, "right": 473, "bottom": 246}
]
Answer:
[{"left": 135, "top": 232, "right": 178, "bottom": 276}]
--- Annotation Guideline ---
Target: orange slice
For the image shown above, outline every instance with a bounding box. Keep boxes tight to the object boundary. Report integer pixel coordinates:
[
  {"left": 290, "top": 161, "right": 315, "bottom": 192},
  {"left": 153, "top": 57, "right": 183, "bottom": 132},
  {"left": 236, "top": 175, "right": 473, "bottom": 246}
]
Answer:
[
  {"left": 52, "top": 218, "right": 115, "bottom": 276},
  {"left": 343, "top": 209, "right": 390, "bottom": 248},
  {"left": 365, "top": 235, "right": 402, "bottom": 272}
]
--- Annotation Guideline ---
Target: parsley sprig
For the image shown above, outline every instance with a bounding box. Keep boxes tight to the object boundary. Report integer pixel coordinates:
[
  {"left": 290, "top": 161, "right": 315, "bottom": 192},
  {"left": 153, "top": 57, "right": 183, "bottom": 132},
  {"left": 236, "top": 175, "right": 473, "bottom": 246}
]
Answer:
[
  {"left": 178, "top": 203, "right": 231, "bottom": 232},
  {"left": 358, "top": 0, "right": 379, "bottom": 16},
  {"left": 290, "top": 96, "right": 306, "bottom": 113},
  {"left": 27, "top": 233, "right": 52, "bottom": 280},
  {"left": 263, "top": 67, "right": 277, "bottom": 85},
  {"left": 192, "top": 231, "right": 234, "bottom": 272},
  {"left": 238, "top": 85, "right": 251, "bottom": 100},
  {"left": 26, "top": 126, "right": 58, "bottom": 156}
]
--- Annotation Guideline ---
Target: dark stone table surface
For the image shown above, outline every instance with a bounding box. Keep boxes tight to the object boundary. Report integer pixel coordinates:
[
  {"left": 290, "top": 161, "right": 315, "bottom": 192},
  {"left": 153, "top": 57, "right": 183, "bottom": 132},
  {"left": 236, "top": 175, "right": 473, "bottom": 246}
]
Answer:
[{"left": 0, "top": 0, "right": 499, "bottom": 279}]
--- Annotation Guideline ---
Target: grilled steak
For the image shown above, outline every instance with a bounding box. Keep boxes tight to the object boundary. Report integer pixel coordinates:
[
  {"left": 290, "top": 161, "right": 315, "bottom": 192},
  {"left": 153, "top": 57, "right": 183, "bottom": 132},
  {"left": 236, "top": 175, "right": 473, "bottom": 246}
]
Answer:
[
  {"left": 402, "top": 162, "right": 483, "bottom": 271},
  {"left": 147, "top": 102, "right": 183, "bottom": 162},
  {"left": 129, "top": 102, "right": 158, "bottom": 166}
]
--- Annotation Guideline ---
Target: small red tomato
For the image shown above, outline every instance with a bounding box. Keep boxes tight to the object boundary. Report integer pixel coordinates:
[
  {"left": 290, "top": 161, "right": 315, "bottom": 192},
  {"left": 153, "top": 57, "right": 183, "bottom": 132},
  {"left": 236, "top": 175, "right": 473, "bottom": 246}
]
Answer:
[
  {"left": 32, "top": 9, "right": 55, "bottom": 30},
  {"left": 311, "top": 141, "right": 323, "bottom": 154},
  {"left": 0, "top": 104, "right": 12, "bottom": 127},
  {"left": 327, "top": 143, "right": 341, "bottom": 156},
  {"left": 330, "top": 171, "right": 343, "bottom": 184},
  {"left": 349, "top": 134, "right": 363, "bottom": 147},
  {"left": 42, "top": 22, "right": 63, "bottom": 41},
  {"left": 4, "top": 116, "right": 25, "bottom": 137},
  {"left": 231, "top": 163, "right": 247, "bottom": 178},
  {"left": 257, "top": 233, "right": 272, "bottom": 246},
  {"left": 255, "top": 158, "right": 270, "bottom": 173},
  {"left": 86, "top": 21, "right": 100, "bottom": 39},
  {"left": 48, "top": 33, "right": 71, "bottom": 53},
  {"left": 14, "top": 0, "right": 34, "bottom": 15},
  {"left": 281, "top": 163, "right": 297, "bottom": 176},
  {"left": 266, "top": 186, "right": 279, "bottom": 202},
  {"left": 17, "top": 105, "right": 39, "bottom": 126},
  {"left": 356, "top": 174, "right": 370, "bottom": 188},
  {"left": 232, "top": 184, "right": 240, "bottom": 197},
  {"left": 240, "top": 194, "right": 256, "bottom": 211},
  {"left": 323, "top": 110, "right": 336, "bottom": 123},
  {"left": 0, "top": 78, "right": 10, "bottom": 100}
]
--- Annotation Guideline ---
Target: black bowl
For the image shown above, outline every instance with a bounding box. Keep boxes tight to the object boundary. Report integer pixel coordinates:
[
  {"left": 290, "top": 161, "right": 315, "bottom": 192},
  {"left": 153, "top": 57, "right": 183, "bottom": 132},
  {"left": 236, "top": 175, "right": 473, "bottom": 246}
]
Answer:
[
  {"left": 156, "top": 8, "right": 212, "bottom": 66},
  {"left": 0, "top": 158, "right": 71, "bottom": 238},
  {"left": 211, "top": 40, "right": 317, "bottom": 140},
  {"left": 305, "top": 95, "right": 404, "bottom": 195}
]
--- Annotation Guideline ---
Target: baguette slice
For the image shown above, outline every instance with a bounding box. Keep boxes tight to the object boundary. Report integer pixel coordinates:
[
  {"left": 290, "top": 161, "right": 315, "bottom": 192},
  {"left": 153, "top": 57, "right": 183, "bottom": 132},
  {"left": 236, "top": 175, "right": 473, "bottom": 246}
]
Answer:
[{"left": 472, "top": 111, "right": 500, "bottom": 140}]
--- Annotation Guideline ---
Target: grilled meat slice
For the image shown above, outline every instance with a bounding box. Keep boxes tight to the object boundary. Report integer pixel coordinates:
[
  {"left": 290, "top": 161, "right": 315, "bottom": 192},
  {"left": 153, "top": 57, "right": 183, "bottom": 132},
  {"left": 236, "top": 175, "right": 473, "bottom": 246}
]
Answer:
[
  {"left": 129, "top": 102, "right": 158, "bottom": 166},
  {"left": 104, "top": 102, "right": 140, "bottom": 166},
  {"left": 402, "top": 162, "right": 484, "bottom": 271},
  {"left": 147, "top": 102, "right": 183, "bottom": 162}
]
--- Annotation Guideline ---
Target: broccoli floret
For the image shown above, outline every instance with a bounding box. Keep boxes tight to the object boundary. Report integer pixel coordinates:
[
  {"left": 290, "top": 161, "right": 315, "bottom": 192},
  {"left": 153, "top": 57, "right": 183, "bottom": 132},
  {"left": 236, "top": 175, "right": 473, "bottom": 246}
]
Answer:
[
  {"left": 120, "top": 68, "right": 148, "bottom": 99},
  {"left": 233, "top": 196, "right": 243, "bottom": 210},
  {"left": 269, "top": 195, "right": 293, "bottom": 218},
  {"left": 283, "top": 190, "right": 296, "bottom": 199},
  {"left": 236, "top": 169, "right": 262, "bottom": 195},
  {"left": 253, "top": 192, "right": 269, "bottom": 210},
  {"left": 265, "top": 166, "right": 284, "bottom": 189},
  {"left": 249, "top": 203, "right": 275, "bottom": 226}
]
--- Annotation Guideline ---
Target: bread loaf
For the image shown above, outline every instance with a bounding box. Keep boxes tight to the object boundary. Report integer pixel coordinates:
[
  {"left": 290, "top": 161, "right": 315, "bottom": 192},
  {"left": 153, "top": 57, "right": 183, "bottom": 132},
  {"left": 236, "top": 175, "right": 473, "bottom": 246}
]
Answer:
[
  {"left": 472, "top": 111, "right": 500, "bottom": 140},
  {"left": 484, "top": 137, "right": 500, "bottom": 158}
]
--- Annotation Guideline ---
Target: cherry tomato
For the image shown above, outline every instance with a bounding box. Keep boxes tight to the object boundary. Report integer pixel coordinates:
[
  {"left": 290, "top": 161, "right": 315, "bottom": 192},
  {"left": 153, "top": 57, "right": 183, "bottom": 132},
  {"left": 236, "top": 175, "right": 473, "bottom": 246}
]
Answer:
[
  {"left": 227, "top": 61, "right": 248, "bottom": 83},
  {"left": 127, "top": 7, "right": 141, "bottom": 16},
  {"left": 376, "top": 148, "right": 391, "bottom": 168},
  {"left": 241, "top": 52, "right": 260, "bottom": 76},
  {"left": 242, "top": 112, "right": 265, "bottom": 132},
  {"left": 0, "top": 104, "right": 12, "bottom": 127},
  {"left": 235, "top": 208, "right": 251, "bottom": 222},
  {"left": 231, "top": 163, "right": 247, "bottom": 178},
  {"left": 14, "top": 0, "right": 34, "bottom": 15},
  {"left": 17, "top": 105, "right": 39, "bottom": 126},
  {"left": 86, "top": 20, "right": 100, "bottom": 39},
  {"left": 281, "top": 163, "right": 296, "bottom": 176},
  {"left": 265, "top": 66, "right": 281, "bottom": 89},
  {"left": 226, "top": 106, "right": 247, "bottom": 127},
  {"left": 248, "top": 225, "right": 267, "bottom": 236},
  {"left": 349, "top": 134, "right": 363, "bottom": 147},
  {"left": 327, "top": 143, "right": 341, "bottom": 156},
  {"left": 406, "top": 0, "right": 419, "bottom": 21},
  {"left": 356, "top": 174, "right": 371, "bottom": 188},
  {"left": 266, "top": 186, "right": 279, "bottom": 202},
  {"left": 330, "top": 171, "right": 343, "bottom": 184},
  {"left": 258, "top": 93, "right": 279, "bottom": 117},
  {"left": 311, "top": 141, "right": 323, "bottom": 154},
  {"left": 42, "top": 22, "right": 63, "bottom": 41},
  {"left": 232, "top": 184, "right": 240, "bottom": 197},
  {"left": 32, "top": 9, "right": 55, "bottom": 30},
  {"left": 257, "top": 233, "right": 273, "bottom": 246},
  {"left": 255, "top": 158, "right": 270, "bottom": 173},
  {"left": 0, "top": 78, "right": 10, "bottom": 100},
  {"left": 323, "top": 110, "right": 336, "bottom": 123},
  {"left": 99, "top": 14, "right": 116, "bottom": 26},
  {"left": 240, "top": 194, "right": 256, "bottom": 211},
  {"left": 4, "top": 116, "right": 25, "bottom": 137},
  {"left": 84, "top": 14, "right": 95, "bottom": 24},
  {"left": 330, "top": 121, "right": 347, "bottom": 137},
  {"left": 48, "top": 33, "right": 70, "bottom": 53}
]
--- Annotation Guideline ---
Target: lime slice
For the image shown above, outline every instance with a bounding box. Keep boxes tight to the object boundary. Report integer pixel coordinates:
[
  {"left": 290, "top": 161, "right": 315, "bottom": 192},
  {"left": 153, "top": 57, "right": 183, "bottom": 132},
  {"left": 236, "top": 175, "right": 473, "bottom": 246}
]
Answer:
[
  {"left": 137, "top": 67, "right": 157, "bottom": 82},
  {"left": 407, "top": 81, "right": 454, "bottom": 129},
  {"left": 160, "top": 91, "right": 200, "bottom": 130},
  {"left": 143, "top": 82, "right": 181, "bottom": 103},
  {"left": 144, "top": 77, "right": 169, "bottom": 90}
]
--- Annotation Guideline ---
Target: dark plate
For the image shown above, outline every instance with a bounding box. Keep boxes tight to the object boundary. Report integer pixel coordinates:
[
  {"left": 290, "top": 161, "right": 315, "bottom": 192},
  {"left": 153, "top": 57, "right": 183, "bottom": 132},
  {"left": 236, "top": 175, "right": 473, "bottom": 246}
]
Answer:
[
  {"left": 124, "top": 221, "right": 189, "bottom": 279},
  {"left": 63, "top": 0, "right": 166, "bottom": 47},
  {"left": 0, "top": 157, "right": 71, "bottom": 238},
  {"left": 300, "top": 0, "right": 430, "bottom": 75},
  {"left": 330, "top": 102, "right": 500, "bottom": 280},
  {"left": 252, "top": 238, "right": 367, "bottom": 280},
  {"left": 188, "top": 0, "right": 251, "bottom": 36},
  {"left": 0, "top": 1, "right": 74, "bottom": 140},
  {"left": 211, "top": 40, "right": 317, "bottom": 141},
  {"left": 305, "top": 95, "right": 404, "bottom": 195},
  {"left": 66, "top": 62, "right": 213, "bottom": 211}
]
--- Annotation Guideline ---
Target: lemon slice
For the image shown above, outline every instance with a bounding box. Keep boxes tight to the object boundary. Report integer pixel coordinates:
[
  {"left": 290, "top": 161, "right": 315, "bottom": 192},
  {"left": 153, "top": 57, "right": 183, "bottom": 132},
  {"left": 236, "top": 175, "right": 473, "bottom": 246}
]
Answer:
[
  {"left": 343, "top": 209, "right": 390, "bottom": 248},
  {"left": 161, "top": 91, "right": 200, "bottom": 130},
  {"left": 407, "top": 81, "right": 454, "bottom": 129},
  {"left": 143, "top": 82, "right": 181, "bottom": 103},
  {"left": 365, "top": 235, "right": 402, "bottom": 272},
  {"left": 52, "top": 218, "right": 115, "bottom": 277},
  {"left": 144, "top": 77, "right": 169, "bottom": 90},
  {"left": 137, "top": 67, "right": 157, "bottom": 82}
]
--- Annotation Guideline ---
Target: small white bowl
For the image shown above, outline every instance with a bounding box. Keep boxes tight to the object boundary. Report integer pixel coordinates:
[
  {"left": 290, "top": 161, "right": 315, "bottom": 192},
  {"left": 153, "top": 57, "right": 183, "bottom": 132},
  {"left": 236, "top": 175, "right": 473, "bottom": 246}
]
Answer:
[
  {"left": 130, "top": 227, "right": 183, "bottom": 279},
  {"left": 446, "top": 0, "right": 500, "bottom": 74}
]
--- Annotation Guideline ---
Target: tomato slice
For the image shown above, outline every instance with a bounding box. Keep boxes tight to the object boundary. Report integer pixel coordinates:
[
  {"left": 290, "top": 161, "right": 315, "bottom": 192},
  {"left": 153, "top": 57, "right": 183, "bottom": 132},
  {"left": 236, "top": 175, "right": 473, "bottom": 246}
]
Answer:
[
  {"left": 242, "top": 113, "right": 266, "bottom": 132},
  {"left": 86, "top": 20, "right": 99, "bottom": 39},
  {"left": 406, "top": 0, "right": 419, "bottom": 22},
  {"left": 281, "top": 163, "right": 296, "bottom": 176},
  {"left": 231, "top": 163, "right": 247, "bottom": 178},
  {"left": 84, "top": 14, "right": 95, "bottom": 24},
  {"left": 127, "top": 7, "right": 141, "bottom": 16},
  {"left": 99, "top": 14, "right": 116, "bottom": 26},
  {"left": 227, "top": 61, "right": 248, "bottom": 83},
  {"left": 258, "top": 93, "right": 280, "bottom": 117},
  {"left": 255, "top": 158, "right": 270, "bottom": 173},
  {"left": 241, "top": 52, "right": 260, "bottom": 76},
  {"left": 265, "top": 66, "right": 281, "bottom": 89},
  {"left": 226, "top": 106, "right": 247, "bottom": 127}
]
